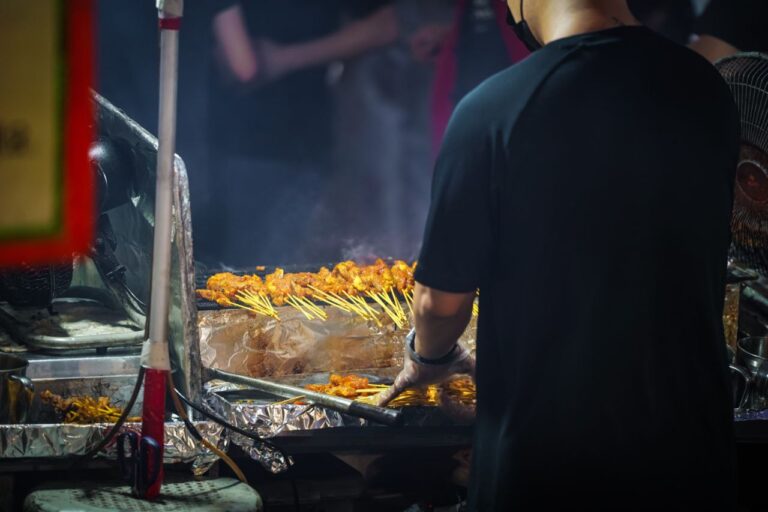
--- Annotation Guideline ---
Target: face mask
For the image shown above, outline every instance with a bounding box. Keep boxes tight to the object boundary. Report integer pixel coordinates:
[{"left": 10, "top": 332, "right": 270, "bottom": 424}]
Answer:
[{"left": 505, "top": 0, "right": 542, "bottom": 52}]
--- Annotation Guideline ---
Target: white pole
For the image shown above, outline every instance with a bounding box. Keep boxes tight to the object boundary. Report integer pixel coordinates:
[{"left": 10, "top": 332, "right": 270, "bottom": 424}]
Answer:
[{"left": 141, "top": 0, "right": 183, "bottom": 371}]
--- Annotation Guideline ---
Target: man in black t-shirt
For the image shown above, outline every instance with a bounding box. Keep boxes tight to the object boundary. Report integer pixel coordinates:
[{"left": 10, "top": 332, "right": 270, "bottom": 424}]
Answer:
[{"left": 379, "top": 0, "right": 740, "bottom": 510}]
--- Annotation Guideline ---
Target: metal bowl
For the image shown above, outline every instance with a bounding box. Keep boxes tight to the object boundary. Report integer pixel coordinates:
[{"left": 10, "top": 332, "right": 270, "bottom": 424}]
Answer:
[
  {"left": 737, "top": 337, "right": 768, "bottom": 374},
  {"left": 736, "top": 337, "right": 768, "bottom": 410}
]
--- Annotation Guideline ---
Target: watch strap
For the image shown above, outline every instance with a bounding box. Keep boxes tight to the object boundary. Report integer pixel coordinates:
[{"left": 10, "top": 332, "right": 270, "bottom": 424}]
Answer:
[{"left": 406, "top": 329, "right": 459, "bottom": 366}]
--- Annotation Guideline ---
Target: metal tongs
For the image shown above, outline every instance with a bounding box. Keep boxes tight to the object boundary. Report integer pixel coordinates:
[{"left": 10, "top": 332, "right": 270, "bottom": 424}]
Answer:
[{"left": 204, "top": 367, "right": 402, "bottom": 426}]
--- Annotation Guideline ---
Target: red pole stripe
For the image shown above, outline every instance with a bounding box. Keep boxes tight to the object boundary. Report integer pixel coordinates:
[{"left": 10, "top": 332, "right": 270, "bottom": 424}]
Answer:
[{"left": 158, "top": 17, "right": 181, "bottom": 30}]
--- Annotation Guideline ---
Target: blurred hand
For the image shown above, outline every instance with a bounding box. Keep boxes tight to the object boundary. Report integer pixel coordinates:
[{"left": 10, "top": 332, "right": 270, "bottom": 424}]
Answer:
[
  {"left": 376, "top": 336, "right": 475, "bottom": 407},
  {"left": 409, "top": 23, "right": 451, "bottom": 63},
  {"left": 252, "top": 39, "right": 294, "bottom": 83}
]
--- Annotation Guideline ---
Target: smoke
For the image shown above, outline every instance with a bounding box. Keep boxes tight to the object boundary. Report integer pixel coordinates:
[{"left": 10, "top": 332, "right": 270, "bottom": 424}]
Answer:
[{"left": 340, "top": 240, "right": 384, "bottom": 264}]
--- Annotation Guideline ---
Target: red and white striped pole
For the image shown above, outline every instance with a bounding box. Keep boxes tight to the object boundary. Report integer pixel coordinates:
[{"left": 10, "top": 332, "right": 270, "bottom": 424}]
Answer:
[{"left": 140, "top": 0, "right": 182, "bottom": 500}]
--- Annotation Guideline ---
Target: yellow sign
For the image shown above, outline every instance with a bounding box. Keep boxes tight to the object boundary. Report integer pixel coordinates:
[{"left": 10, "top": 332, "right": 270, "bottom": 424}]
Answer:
[{"left": 0, "top": 2, "right": 62, "bottom": 239}]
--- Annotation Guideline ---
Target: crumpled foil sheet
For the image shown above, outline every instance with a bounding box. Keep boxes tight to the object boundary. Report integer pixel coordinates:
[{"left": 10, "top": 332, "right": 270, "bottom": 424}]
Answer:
[
  {"left": 199, "top": 307, "right": 477, "bottom": 379},
  {"left": 206, "top": 382, "right": 364, "bottom": 437},
  {"left": 0, "top": 421, "right": 223, "bottom": 469},
  {"left": 241, "top": 437, "right": 294, "bottom": 474},
  {"left": 204, "top": 381, "right": 365, "bottom": 473}
]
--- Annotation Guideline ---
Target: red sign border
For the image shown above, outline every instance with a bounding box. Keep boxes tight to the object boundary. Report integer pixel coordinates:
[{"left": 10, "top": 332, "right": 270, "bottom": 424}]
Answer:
[{"left": 0, "top": 0, "right": 94, "bottom": 267}]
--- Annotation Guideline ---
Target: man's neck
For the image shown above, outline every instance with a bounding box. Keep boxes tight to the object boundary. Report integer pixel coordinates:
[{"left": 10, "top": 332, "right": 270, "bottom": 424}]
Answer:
[{"left": 533, "top": 3, "right": 640, "bottom": 46}]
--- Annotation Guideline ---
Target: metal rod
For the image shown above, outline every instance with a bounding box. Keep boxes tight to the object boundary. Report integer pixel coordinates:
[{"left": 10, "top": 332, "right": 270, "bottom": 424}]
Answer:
[
  {"left": 140, "top": 0, "right": 183, "bottom": 501},
  {"left": 142, "top": 1, "right": 181, "bottom": 371},
  {"left": 204, "top": 367, "right": 402, "bottom": 426}
]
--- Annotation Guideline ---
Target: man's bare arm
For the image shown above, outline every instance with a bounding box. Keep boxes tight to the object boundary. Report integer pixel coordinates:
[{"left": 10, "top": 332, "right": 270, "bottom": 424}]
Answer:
[
  {"left": 272, "top": 6, "right": 399, "bottom": 75},
  {"left": 413, "top": 282, "right": 475, "bottom": 359},
  {"left": 212, "top": 5, "right": 260, "bottom": 82}
]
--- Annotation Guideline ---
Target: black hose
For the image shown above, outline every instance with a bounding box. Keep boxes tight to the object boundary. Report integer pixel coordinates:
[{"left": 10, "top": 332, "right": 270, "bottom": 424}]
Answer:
[
  {"left": 75, "top": 365, "right": 146, "bottom": 465},
  {"left": 175, "top": 388, "right": 304, "bottom": 510},
  {"left": 174, "top": 388, "right": 285, "bottom": 454}
]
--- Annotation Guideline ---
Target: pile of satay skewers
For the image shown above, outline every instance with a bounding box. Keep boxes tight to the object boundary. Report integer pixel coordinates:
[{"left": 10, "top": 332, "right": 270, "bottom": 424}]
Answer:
[
  {"left": 41, "top": 390, "right": 141, "bottom": 424},
  {"left": 296, "top": 374, "right": 476, "bottom": 408},
  {"left": 198, "top": 259, "right": 481, "bottom": 328}
]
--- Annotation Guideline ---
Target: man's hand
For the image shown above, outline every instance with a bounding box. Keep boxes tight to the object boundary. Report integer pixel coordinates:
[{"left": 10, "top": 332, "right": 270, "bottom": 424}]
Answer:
[{"left": 376, "top": 333, "right": 475, "bottom": 406}]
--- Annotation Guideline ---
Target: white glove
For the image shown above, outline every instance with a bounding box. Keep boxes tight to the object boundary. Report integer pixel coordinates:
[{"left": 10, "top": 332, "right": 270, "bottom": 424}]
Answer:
[{"left": 376, "top": 329, "right": 476, "bottom": 407}]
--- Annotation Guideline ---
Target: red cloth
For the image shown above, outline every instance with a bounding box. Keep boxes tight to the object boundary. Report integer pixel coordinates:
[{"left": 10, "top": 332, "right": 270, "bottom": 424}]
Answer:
[{"left": 431, "top": 0, "right": 529, "bottom": 154}]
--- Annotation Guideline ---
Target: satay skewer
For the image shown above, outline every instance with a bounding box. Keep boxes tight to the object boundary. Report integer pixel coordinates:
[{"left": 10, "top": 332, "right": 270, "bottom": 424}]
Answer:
[
  {"left": 286, "top": 296, "right": 315, "bottom": 320},
  {"left": 345, "top": 293, "right": 384, "bottom": 327},
  {"left": 308, "top": 286, "right": 354, "bottom": 312},
  {"left": 388, "top": 288, "right": 407, "bottom": 321},
  {"left": 231, "top": 295, "right": 276, "bottom": 319},
  {"left": 296, "top": 296, "right": 327, "bottom": 319},
  {"left": 236, "top": 292, "right": 280, "bottom": 320},
  {"left": 367, "top": 291, "right": 403, "bottom": 328}
]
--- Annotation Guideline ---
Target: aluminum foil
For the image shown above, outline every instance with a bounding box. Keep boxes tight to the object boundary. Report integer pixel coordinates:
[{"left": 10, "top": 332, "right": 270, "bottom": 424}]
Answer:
[
  {"left": 241, "top": 438, "right": 294, "bottom": 474},
  {"left": 206, "top": 384, "right": 363, "bottom": 437},
  {"left": 94, "top": 94, "right": 202, "bottom": 403},
  {"left": 205, "top": 382, "right": 366, "bottom": 473},
  {"left": 0, "top": 421, "right": 223, "bottom": 468},
  {"left": 199, "top": 307, "right": 477, "bottom": 379}
]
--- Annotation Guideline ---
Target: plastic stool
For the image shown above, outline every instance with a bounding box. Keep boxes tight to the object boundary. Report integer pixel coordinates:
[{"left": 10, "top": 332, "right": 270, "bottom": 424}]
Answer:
[{"left": 24, "top": 477, "right": 262, "bottom": 512}]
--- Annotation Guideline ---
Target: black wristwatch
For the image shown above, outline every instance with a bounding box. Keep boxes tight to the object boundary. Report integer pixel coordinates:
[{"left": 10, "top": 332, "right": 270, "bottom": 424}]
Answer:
[{"left": 406, "top": 328, "right": 459, "bottom": 366}]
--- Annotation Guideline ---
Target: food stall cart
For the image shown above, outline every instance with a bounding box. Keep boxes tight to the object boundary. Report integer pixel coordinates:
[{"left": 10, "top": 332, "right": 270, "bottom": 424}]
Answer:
[
  {"left": 2, "top": 6, "right": 768, "bottom": 507},
  {"left": 0, "top": 90, "right": 478, "bottom": 509}
]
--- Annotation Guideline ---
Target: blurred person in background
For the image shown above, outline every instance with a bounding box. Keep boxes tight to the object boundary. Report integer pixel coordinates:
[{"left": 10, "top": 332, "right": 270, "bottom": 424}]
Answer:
[
  {"left": 425, "top": 0, "right": 530, "bottom": 152},
  {"left": 324, "top": 1, "right": 456, "bottom": 263},
  {"left": 689, "top": 0, "right": 768, "bottom": 62},
  {"left": 321, "top": 0, "right": 530, "bottom": 261},
  {"left": 206, "top": 1, "right": 397, "bottom": 267}
]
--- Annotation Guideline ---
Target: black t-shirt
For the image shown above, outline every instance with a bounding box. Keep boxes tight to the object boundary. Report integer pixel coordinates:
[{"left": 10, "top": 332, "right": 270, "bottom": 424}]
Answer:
[
  {"left": 209, "top": 0, "right": 390, "bottom": 162},
  {"left": 695, "top": 0, "right": 768, "bottom": 54},
  {"left": 416, "top": 26, "right": 739, "bottom": 511}
]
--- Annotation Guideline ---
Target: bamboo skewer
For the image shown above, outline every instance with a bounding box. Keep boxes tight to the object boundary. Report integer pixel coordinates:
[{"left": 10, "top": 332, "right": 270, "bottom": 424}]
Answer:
[
  {"left": 297, "top": 296, "right": 327, "bottom": 319},
  {"left": 232, "top": 294, "right": 279, "bottom": 320},
  {"left": 286, "top": 296, "right": 315, "bottom": 320},
  {"left": 308, "top": 286, "right": 353, "bottom": 313},
  {"left": 226, "top": 277, "right": 427, "bottom": 326},
  {"left": 389, "top": 289, "right": 406, "bottom": 320},
  {"left": 346, "top": 293, "right": 384, "bottom": 327},
  {"left": 270, "top": 395, "right": 305, "bottom": 406},
  {"left": 237, "top": 291, "right": 280, "bottom": 319},
  {"left": 402, "top": 290, "right": 414, "bottom": 316},
  {"left": 381, "top": 288, "right": 408, "bottom": 328},
  {"left": 367, "top": 291, "right": 403, "bottom": 328},
  {"left": 257, "top": 293, "right": 278, "bottom": 317}
]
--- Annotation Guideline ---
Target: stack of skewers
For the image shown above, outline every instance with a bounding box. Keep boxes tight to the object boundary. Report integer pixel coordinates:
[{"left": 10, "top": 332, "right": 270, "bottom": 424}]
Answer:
[
  {"left": 41, "top": 390, "right": 141, "bottom": 424},
  {"left": 296, "top": 374, "right": 476, "bottom": 408},
  {"left": 197, "top": 259, "right": 479, "bottom": 328}
]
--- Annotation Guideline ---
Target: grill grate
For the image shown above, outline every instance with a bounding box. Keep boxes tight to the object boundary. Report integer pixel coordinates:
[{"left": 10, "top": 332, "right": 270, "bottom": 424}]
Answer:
[
  {"left": 0, "top": 263, "right": 73, "bottom": 308},
  {"left": 717, "top": 53, "right": 768, "bottom": 276}
]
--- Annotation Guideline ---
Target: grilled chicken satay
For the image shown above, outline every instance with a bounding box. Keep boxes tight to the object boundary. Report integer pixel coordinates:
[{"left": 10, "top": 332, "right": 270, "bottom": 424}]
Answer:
[
  {"left": 390, "top": 260, "right": 415, "bottom": 293},
  {"left": 197, "top": 272, "right": 265, "bottom": 306},
  {"left": 199, "top": 260, "right": 417, "bottom": 307},
  {"left": 306, "top": 374, "right": 372, "bottom": 399}
]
